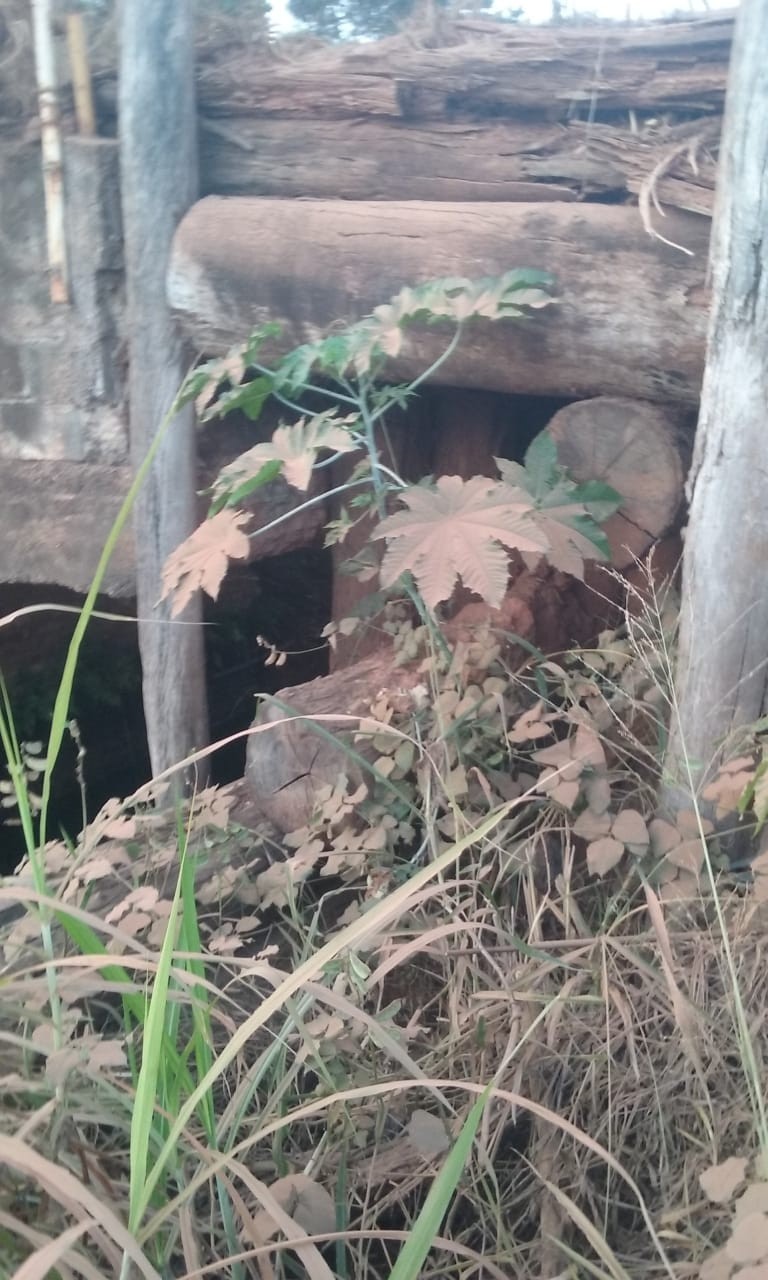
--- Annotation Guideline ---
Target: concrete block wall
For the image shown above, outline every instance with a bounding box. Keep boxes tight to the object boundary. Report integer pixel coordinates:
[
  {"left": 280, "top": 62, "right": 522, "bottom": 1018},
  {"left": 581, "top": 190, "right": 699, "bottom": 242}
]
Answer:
[{"left": 0, "top": 134, "right": 127, "bottom": 462}]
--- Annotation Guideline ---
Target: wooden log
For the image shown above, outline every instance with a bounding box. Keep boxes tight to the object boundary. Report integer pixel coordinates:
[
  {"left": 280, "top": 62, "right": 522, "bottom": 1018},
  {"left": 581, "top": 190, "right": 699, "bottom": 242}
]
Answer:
[
  {"left": 169, "top": 197, "right": 711, "bottom": 405},
  {"left": 245, "top": 648, "right": 423, "bottom": 833},
  {"left": 199, "top": 113, "right": 719, "bottom": 216},
  {"left": 191, "top": 12, "right": 733, "bottom": 121},
  {"left": 546, "top": 397, "right": 686, "bottom": 569},
  {"left": 199, "top": 117, "right": 584, "bottom": 203}
]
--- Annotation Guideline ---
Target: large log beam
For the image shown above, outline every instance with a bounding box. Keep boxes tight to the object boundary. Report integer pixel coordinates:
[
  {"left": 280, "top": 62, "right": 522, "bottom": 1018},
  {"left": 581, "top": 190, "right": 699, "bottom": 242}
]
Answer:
[
  {"left": 192, "top": 12, "right": 733, "bottom": 120},
  {"left": 200, "top": 117, "right": 583, "bottom": 203},
  {"left": 199, "top": 115, "right": 718, "bottom": 213},
  {"left": 169, "top": 198, "right": 711, "bottom": 404}
]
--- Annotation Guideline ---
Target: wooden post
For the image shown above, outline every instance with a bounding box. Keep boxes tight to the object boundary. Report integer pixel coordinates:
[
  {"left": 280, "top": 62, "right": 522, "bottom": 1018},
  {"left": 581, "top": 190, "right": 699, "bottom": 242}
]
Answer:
[
  {"left": 119, "top": 0, "right": 209, "bottom": 784},
  {"left": 664, "top": 0, "right": 768, "bottom": 808}
]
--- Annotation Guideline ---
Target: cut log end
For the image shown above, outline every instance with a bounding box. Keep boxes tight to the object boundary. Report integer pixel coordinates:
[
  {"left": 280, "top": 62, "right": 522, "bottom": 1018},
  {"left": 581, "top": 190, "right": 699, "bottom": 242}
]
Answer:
[{"left": 546, "top": 396, "right": 686, "bottom": 569}]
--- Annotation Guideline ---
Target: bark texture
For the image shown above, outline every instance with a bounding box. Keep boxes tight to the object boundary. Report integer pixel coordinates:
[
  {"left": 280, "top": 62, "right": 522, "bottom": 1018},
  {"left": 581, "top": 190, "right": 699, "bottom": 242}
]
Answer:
[
  {"left": 168, "top": 198, "right": 711, "bottom": 404},
  {"left": 199, "top": 115, "right": 719, "bottom": 214},
  {"left": 665, "top": 0, "right": 768, "bottom": 802},
  {"left": 119, "top": 0, "right": 209, "bottom": 779}
]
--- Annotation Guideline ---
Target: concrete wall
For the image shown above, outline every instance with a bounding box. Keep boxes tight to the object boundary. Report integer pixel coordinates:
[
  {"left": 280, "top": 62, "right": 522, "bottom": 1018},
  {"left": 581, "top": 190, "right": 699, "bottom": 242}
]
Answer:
[{"left": 0, "top": 135, "right": 127, "bottom": 462}]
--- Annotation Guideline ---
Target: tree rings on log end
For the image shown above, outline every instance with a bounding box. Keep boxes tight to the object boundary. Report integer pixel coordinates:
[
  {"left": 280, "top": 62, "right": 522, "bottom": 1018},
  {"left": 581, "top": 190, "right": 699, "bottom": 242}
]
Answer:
[{"left": 547, "top": 396, "right": 686, "bottom": 569}]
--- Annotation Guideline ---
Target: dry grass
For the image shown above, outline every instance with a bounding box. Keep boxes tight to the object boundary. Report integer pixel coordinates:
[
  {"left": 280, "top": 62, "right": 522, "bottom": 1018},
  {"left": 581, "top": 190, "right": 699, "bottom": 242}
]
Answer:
[{"left": 1, "top": 586, "right": 766, "bottom": 1279}]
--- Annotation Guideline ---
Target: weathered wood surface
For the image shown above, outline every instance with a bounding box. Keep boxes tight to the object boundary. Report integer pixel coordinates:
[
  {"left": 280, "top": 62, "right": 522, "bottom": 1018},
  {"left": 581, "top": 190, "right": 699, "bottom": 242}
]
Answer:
[
  {"left": 169, "top": 197, "right": 711, "bottom": 404},
  {"left": 119, "top": 0, "right": 208, "bottom": 777},
  {"left": 200, "top": 117, "right": 580, "bottom": 203},
  {"left": 245, "top": 649, "right": 424, "bottom": 832},
  {"left": 194, "top": 13, "right": 733, "bottom": 119},
  {"left": 200, "top": 114, "right": 719, "bottom": 213},
  {"left": 548, "top": 397, "right": 686, "bottom": 568},
  {"left": 665, "top": 0, "right": 768, "bottom": 818}
]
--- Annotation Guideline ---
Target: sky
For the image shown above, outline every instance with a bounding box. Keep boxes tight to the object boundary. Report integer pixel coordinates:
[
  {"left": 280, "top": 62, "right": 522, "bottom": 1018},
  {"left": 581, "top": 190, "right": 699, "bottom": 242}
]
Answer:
[{"left": 269, "top": 0, "right": 715, "bottom": 30}]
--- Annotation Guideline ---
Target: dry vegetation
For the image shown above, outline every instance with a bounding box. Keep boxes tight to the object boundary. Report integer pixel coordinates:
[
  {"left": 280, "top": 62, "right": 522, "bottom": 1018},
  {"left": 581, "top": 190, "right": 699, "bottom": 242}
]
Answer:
[{"left": 2, "top": 565, "right": 768, "bottom": 1280}]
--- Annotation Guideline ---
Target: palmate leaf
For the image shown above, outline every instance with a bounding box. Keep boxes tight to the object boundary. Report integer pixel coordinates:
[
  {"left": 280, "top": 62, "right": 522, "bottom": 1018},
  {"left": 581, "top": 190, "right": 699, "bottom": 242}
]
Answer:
[
  {"left": 268, "top": 270, "right": 556, "bottom": 384},
  {"left": 176, "top": 323, "right": 282, "bottom": 416},
  {"left": 496, "top": 442, "right": 620, "bottom": 576},
  {"left": 210, "top": 411, "right": 360, "bottom": 508},
  {"left": 161, "top": 509, "right": 251, "bottom": 617},
  {"left": 202, "top": 373, "right": 273, "bottom": 424},
  {"left": 373, "top": 475, "right": 548, "bottom": 609}
]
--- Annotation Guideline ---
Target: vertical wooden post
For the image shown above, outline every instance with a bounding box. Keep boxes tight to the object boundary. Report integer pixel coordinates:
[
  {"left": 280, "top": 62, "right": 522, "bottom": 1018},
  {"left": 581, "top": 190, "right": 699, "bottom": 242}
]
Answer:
[
  {"left": 119, "top": 0, "right": 209, "bottom": 784},
  {"left": 665, "top": 0, "right": 768, "bottom": 808}
]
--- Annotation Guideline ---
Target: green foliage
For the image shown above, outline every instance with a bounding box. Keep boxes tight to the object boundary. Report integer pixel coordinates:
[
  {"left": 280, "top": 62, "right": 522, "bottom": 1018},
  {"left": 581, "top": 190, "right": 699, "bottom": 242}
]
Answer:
[
  {"left": 286, "top": 0, "right": 499, "bottom": 40},
  {"left": 166, "top": 267, "right": 623, "bottom": 640}
]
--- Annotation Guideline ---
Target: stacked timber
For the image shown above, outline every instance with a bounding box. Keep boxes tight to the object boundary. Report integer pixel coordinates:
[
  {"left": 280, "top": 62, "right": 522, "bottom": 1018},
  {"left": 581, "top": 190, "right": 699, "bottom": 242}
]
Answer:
[{"left": 191, "top": 11, "right": 732, "bottom": 218}]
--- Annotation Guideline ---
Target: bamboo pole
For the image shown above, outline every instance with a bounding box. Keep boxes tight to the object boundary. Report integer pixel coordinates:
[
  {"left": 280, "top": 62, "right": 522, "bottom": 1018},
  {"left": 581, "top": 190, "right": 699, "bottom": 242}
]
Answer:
[
  {"left": 66, "top": 12, "right": 96, "bottom": 137},
  {"left": 30, "top": 0, "right": 68, "bottom": 304}
]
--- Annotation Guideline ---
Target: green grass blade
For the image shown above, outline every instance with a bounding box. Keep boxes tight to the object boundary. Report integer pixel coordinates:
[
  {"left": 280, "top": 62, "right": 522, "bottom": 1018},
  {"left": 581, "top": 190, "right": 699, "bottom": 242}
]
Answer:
[
  {"left": 38, "top": 394, "right": 184, "bottom": 849},
  {"left": 128, "top": 853, "right": 185, "bottom": 1232},
  {"left": 386, "top": 1086, "right": 491, "bottom": 1280}
]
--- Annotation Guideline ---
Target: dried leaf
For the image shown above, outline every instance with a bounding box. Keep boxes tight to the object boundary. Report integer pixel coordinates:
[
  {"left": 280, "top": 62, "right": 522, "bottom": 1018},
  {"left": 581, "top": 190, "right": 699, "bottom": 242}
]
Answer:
[
  {"left": 700, "top": 1246, "right": 735, "bottom": 1280},
  {"left": 78, "top": 857, "right": 114, "bottom": 883},
  {"left": 703, "top": 769, "right": 755, "bottom": 817},
  {"left": 573, "top": 810, "right": 612, "bottom": 841},
  {"left": 587, "top": 836, "right": 625, "bottom": 877},
  {"left": 733, "top": 1263, "right": 768, "bottom": 1280},
  {"left": 374, "top": 475, "right": 548, "bottom": 609},
  {"left": 658, "top": 870, "right": 698, "bottom": 903},
  {"left": 676, "top": 809, "right": 714, "bottom": 837},
  {"left": 533, "top": 740, "right": 573, "bottom": 769},
  {"left": 667, "top": 837, "right": 705, "bottom": 875},
  {"left": 251, "top": 1173, "right": 336, "bottom": 1244},
  {"left": 701, "top": 1158, "right": 748, "bottom": 1204},
  {"left": 649, "top": 817, "right": 682, "bottom": 858},
  {"left": 407, "top": 1109, "right": 450, "bottom": 1159},
  {"left": 508, "top": 701, "right": 554, "bottom": 743},
  {"left": 551, "top": 780, "right": 580, "bottom": 809},
  {"left": 727, "top": 1213, "right": 768, "bottom": 1265},
  {"left": 191, "top": 786, "right": 235, "bottom": 832},
  {"left": 736, "top": 1186, "right": 768, "bottom": 1221},
  {"left": 573, "top": 724, "right": 606, "bottom": 770},
  {"left": 105, "top": 886, "right": 159, "bottom": 925},
  {"left": 161, "top": 510, "right": 251, "bottom": 616},
  {"left": 611, "top": 809, "right": 650, "bottom": 849},
  {"left": 585, "top": 774, "right": 612, "bottom": 815}
]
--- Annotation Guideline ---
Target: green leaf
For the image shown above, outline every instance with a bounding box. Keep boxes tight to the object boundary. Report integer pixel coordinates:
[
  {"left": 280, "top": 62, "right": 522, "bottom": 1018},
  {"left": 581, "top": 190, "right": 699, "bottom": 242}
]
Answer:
[
  {"left": 570, "top": 478, "right": 622, "bottom": 522},
  {"left": 523, "top": 432, "right": 559, "bottom": 501},
  {"left": 212, "top": 411, "right": 360, "bottom": 503},
  {"left": 274, "top": 342, "right": 319, "bottom": 392},
  {"left": 565, "top": 512, "right": 613, "bottom": 560},
  {"left": 208, "top": 458, "right": 283, "bottom": 515},
  {"left": 175, "top": 363, "right": 218, "bottom": 413},
  {"left": 203, "top": 374, "right": 273, "bottom": 424}
]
